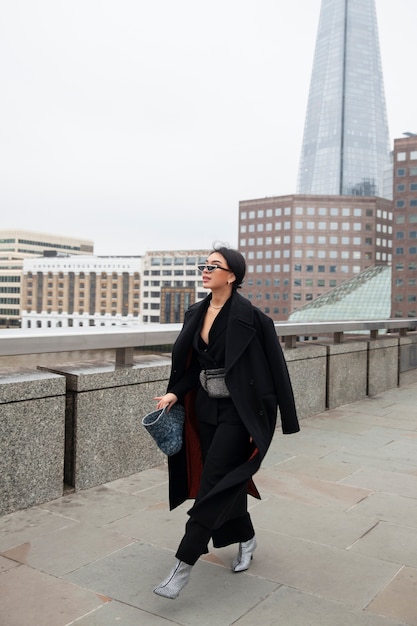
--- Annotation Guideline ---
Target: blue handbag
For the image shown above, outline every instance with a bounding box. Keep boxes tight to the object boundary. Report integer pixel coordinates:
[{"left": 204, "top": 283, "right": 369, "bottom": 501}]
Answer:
[{"left": 141, "top": 404, "right": 185, "bottom": 456}]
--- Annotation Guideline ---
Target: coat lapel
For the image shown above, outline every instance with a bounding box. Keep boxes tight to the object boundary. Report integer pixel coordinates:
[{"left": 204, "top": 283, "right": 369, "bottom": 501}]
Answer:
[{"left": 225, "top": 293, "right": 256, "bottom": 373}]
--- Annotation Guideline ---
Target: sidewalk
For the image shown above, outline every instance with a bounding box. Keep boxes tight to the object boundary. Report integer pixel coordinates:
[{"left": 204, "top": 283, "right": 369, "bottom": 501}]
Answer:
[{"left": 1, "top": 382, "right": 417, "bottom": 626}]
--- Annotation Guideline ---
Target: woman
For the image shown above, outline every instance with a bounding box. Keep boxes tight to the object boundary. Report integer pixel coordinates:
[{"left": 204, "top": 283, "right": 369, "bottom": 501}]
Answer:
[{"left": 153, "top": 245, "right": 299, "bottom": 599}]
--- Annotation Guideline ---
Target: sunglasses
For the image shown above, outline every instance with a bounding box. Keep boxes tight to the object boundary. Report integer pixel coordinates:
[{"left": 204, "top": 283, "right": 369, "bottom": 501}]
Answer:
[{"left": 197, "top": 264, "right": 230, "bottom": 273}]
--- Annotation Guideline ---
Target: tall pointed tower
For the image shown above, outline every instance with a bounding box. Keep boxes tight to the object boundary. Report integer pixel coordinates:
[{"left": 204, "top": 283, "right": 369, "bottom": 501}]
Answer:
[{"left": 297, "top": 0, "right": 391, "bottom": 198}]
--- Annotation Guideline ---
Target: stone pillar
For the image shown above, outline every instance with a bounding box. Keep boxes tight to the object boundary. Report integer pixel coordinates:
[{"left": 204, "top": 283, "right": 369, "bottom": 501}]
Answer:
[
  {"left": 0, "top": 370, "right": 66, "bottom": 515},
  {"left": 325, "top": 341, "right": 368, "bottom": 409},
  {"left": 399, "top": 334, "right": 417, "bottom": 386},
  {"left": 284, "top": 344, "right": 327, "bottom": 419},
  {"left": 368, "top": 337, "right": 399, "bottom": 396}
]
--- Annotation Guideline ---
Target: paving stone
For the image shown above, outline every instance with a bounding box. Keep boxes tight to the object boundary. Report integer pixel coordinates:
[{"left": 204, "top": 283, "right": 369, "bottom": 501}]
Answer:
[
  {"left": 340, "top": 467, "right": 417, "bottom": 499},
  {"left": 350, "top": 521, "right": 417, "bottom": 568},
  {"left": 256, "top": 466, "right": 370, "bottom": 510},
  {"left": 366, "top": 566, "right": 417, "bottom": 626},
  {"left": 0, "top": 555, "right": 19, "bottom": 573},
  {"left": 0, "top": 506, "right": 78, "bottom": 551},
  {"left": 0, "top": 565, "right": 107, "bottom": 626},
  {"left": 2, "top": 522, "right": 135, "bottom": 577},
  {"left": 349, "top": 492, "right": 417, "bottom": 528},
  {"left": 65, "top": 542, "right": 279, "bottom": 626},
  {"left": 250, "top": 494, "right": 377, "bottom": 549},
  {"left": 234, "top": 586, "right": 405, "bottom": 626},
  {"left": 69, "top": 599, "right": 175, "bottom": 625},
  {"left": 240, "top": 528, "right": 401, "bottom": 609}
]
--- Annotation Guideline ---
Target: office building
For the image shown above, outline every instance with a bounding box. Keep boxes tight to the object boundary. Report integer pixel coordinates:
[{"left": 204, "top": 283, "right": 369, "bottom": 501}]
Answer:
[
  {"left": 0, "top": 229, "right": 94, "bottom": 327},
  {"left": 391, "top": 135, "right": 417, "bottom": 318},
  {"left": 141, "top": 250, "right": 209, "bottom": 323},
  {"left": 21, "top": 255, "right": 141, "bottom": 328},
  {"left": 238, "top": 194, "right": 392, "bottom": 321},
  {"left": 297, "top": 0, "right": 391, "bottom": 198}
]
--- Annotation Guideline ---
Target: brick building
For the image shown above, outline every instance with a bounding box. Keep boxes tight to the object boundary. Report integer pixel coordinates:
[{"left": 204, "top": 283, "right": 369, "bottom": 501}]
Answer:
[
  {"left": 391, "top": 135, "right": 417, "bottom": 318},
  {"left": 238, "top": 194, "right": 392, "bottom": 321}
]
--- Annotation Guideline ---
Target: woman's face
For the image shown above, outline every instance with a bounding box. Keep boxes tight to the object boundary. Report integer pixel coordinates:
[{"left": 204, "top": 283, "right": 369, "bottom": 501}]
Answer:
[{"left": 201, "top": 252, "right": 235, "bottom": 291}]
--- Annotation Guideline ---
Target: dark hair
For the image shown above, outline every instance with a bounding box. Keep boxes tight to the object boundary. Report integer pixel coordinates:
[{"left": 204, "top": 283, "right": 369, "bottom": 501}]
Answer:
[{"left": 211, "top": 244, "right": 246, "bottom": 290}]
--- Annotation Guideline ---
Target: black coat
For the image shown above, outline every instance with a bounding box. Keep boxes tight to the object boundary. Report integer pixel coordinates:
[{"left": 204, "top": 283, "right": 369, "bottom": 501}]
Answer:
[{"left": 167, "top": 291, "right": 299, "bottom": 525}]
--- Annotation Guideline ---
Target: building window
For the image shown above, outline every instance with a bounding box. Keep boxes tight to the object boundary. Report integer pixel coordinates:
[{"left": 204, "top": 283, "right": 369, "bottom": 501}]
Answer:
[{"left": 397, "top": 168, "right": 406, "bottom": 177}]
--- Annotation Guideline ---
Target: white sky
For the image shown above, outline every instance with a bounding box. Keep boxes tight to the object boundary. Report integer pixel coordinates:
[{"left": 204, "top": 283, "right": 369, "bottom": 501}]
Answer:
[{"left": 1, "top": 0, "right": 416, "bottom": 255}]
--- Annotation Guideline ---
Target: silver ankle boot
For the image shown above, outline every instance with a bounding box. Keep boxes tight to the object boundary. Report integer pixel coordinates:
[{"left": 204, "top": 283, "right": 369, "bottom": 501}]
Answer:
[
  {"left": 231, "top": 536, "right": 257, "bottom": 572},
  {"left": 153, "top": 559, "right": 193, "bottom": 599}
]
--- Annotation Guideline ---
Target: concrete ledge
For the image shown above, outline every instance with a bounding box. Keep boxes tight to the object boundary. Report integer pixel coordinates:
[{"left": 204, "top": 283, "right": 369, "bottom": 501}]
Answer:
[{"left": 0, "top": 370, "right": 66, "bottom": 516}]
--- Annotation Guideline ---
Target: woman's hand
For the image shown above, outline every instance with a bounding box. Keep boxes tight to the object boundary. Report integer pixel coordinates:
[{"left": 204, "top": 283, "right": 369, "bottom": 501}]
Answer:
[{"left": 153, "top": 392, "right": 178, "bottom": 411}]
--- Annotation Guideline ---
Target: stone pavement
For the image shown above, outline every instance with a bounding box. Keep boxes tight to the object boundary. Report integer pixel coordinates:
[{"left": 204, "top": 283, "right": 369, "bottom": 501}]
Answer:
[{"left": 1, "top": 383, "right": 417, "bottom": 626}]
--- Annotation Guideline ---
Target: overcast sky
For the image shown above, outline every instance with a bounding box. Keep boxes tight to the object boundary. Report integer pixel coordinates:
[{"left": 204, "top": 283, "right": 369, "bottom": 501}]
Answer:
[{"left": 1, "top": 1, "right": 416, "bottom": 256}]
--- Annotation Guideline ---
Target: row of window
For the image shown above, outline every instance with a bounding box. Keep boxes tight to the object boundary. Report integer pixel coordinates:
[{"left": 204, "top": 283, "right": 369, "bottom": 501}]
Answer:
[
  {"left": 394, "top": 295, "right": 417, "bottom": 302},
  {"left": 241, "top": 221, "right": 368, "bottom": 233},
  {"left": 396, "top": 151, "right": 417, "bottom": 161},
  {"left": 396, "top": 167, "right": 417, "bottom": 176},
  {"left": 395, "top": 248, "right": 417, "bottom": 255},
  {"left": 396, "top": 231, "right": 417, "bottom": 239},
  {"left": 395, "top": 278, "right": 417, "bottom": 286},
  {"left": 395, "top": 215, "right": 417, "bottom": 223},
  {"left": 0, "top": 298, "right": 19, "bottom": 304},
  {"left": 393, "top": 311, "right": 417, "bottom": 318},
  {"left": 394, "top": 262, "right": 417, "bottom": 271},
  {"left": 0, "top": 275, "right": 20, "bottom": 282},
  {"left": 26, "top": 305, "right": 140, "bottom": 314},
  {"left": 396, "top": 199, "right": 417, "bottom": 208},
  {"left": 396, "top": 183, "right": 417, "bottom": 192},
  {"left": 240, "top": 207, "right": 376, "bottom": 219},
  {"left": 248, "top": 250, "right": 368, "bottom": 260},
  {"left": 241, "top": 235, "right": 393, "bottom": 248},
  {"left": 26, "top": 271, "right": 140, "bottom": 278},
  {"left": 0, "top": 287, "right": 20, "bottom": 293},
  {"left": 246, "top": 264, "right": 361, "bottom": 274},
  {"left": 150, "top": 256, "right": 205, "bottom": 266}
]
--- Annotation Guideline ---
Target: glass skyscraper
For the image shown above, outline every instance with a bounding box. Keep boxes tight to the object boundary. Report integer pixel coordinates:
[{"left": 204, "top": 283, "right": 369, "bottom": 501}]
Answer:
[{"left": 297, "top": 0, "right": 391, "bottom": 198}]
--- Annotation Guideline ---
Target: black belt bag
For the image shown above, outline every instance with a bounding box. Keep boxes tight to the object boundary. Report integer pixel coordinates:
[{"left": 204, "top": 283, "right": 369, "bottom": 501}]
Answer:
[{"left": 199, "top": 368, "right": 230, "bottom": 398}]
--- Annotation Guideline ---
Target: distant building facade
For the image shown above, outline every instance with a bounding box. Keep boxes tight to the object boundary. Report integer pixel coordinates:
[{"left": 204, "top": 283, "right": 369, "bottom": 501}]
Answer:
[
  {"left": 141, "top": 250, "right": 209, "bottom": 323},
  {"left": 238, "top": 194, "right": 392, "bottom": 321},
  {"left": 391, "top": 135, "right": 417, "bottom": 318},
  {"left": 0, "top": 229, "right": 94, "bottom": 328},
  {"left": 297, "top": 0, "right": 391, "bottom": 199},
  {"left": 21, "top": 255, "right": 141, "bottom": 328}
]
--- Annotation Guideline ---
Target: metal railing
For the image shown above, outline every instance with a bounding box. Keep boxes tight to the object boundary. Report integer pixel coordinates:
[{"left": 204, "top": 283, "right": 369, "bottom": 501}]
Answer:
[{"left": 1, "top": 319, "right": 416, "bottom": 366}]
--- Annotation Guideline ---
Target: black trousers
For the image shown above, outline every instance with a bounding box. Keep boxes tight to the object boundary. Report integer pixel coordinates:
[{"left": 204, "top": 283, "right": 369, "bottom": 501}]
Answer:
[{"left": 175, "top": 400, "right": 255, "bottom": 566}]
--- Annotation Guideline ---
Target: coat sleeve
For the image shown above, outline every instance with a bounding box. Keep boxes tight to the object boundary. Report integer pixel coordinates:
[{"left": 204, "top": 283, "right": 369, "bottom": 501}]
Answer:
[{"left": 259, "top": 314, "right": 300, "bottom": 434}]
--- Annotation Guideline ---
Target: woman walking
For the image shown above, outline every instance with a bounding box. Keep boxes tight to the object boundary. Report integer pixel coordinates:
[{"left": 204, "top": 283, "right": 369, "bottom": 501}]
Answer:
[{"left": 153, "top": 245, "right": 299, "bottom": 599}]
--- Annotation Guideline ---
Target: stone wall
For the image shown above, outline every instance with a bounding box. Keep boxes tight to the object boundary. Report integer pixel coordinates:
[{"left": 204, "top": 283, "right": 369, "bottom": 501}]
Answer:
[{"left": 1, "top": 334, "right": 416, "bottom": 516}]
